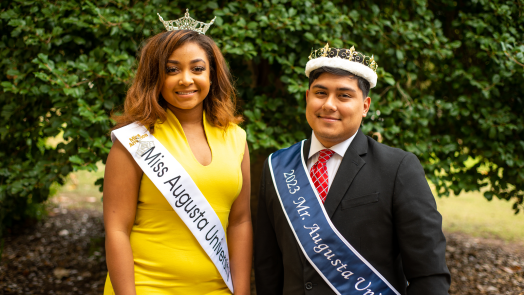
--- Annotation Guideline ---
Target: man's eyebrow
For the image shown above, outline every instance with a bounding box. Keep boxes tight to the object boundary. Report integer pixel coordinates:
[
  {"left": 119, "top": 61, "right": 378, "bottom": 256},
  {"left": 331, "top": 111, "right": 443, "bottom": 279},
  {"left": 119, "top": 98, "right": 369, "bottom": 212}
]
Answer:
[
  {"left": 312, "top": 84, "right": 328, "bottom": 89},
  {"left": 312, "top": 84, "right": 357, "bottom": 92},
  {"left": 337, "top": 87, "right": 357, "bottom": 92},
  {"left": 166, "top": 59, "right": 206, "bottom": 64}
]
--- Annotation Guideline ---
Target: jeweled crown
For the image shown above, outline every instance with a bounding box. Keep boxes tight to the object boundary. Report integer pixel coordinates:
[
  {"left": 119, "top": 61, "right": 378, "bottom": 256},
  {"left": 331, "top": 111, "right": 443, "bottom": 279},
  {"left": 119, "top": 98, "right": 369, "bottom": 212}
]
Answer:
[
  {"left": 157, "top": 9, "right": 216, "bottom": 35},
  {"left": 308, "top": 43, "right": 378, "bottom": 73}
]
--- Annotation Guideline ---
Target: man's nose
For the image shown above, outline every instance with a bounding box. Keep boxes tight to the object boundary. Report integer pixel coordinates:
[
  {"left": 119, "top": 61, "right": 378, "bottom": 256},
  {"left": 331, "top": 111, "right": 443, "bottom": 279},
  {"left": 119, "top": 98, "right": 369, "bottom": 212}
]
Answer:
[{"left": 322, "top": 95, "right": 337, "bottom": 112}]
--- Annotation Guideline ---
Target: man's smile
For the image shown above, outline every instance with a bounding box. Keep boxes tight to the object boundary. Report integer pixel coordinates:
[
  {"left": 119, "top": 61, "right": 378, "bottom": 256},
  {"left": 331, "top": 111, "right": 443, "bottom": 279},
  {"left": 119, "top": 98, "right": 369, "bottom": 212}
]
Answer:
[{"left": 317, "top": 115, "right": 341, "bottom": 122}]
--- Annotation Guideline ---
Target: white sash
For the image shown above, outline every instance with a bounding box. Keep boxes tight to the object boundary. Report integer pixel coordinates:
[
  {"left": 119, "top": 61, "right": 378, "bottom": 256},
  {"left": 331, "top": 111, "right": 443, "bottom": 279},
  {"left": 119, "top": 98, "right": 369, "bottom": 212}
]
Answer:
[{"left": 111, "top": 123, "right": 234, "bottom": 293}]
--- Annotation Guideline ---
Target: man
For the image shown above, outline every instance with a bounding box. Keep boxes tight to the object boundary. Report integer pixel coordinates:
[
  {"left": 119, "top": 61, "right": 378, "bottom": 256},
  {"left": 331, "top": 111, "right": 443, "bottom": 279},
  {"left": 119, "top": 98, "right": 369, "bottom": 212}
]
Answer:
[{"left": 254, "top": 43, "right": 450, "bottom": 295}]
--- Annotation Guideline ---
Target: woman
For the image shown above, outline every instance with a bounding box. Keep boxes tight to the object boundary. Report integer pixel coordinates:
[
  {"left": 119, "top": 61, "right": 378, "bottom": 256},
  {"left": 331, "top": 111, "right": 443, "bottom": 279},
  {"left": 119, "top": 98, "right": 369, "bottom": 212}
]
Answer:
[{"left": 103, "top": 11, "right": 252, "bottom": 295}]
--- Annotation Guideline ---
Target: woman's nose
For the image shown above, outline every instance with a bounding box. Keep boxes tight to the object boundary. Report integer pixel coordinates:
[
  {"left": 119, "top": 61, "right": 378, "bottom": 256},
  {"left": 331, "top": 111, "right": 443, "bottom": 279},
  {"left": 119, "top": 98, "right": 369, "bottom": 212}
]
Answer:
[{"left": 178, "top": 70, "right": 194, "bottom": 86}]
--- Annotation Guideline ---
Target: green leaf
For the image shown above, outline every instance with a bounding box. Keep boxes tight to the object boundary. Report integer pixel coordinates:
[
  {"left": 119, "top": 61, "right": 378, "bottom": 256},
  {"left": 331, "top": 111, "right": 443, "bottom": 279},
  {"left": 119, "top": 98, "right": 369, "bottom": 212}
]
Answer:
[
  {"left": 489, "top": 127, "right": 496, "bottom": 139},
  {"left": 74, "top": 37, "right": 86, "bottom": 45},
  {"left": 69, "top": 155, "right": 84, "bottom": 165},
  {"left": 450, "top": 40, "right": 462, "bottom": 48},
  {"left": 383, "top": 76, "right": 395, "bottom": 86},
  {"left": 304, "top": 32, "right": 315, "bottom": 41},
  {"left": 0, "top": 10, "right": 18, "bottom": 20},
  {"left": 484, "top": 191, "right": 494, "bottom": 201},
  {"left": 8, "top": 19, "right": 26, "bottom": 26},
  {"left": 1, "top": 81, "right": 13, "bottom": 89},
  {"left": 122, "top": 23, "right": 134, "bottom": 32},
  {"left": 37, "top": 53, "right": 49, "bottom": 63},
  {"left": 395, "top": 50, "right": 404, "bottom": 60}
]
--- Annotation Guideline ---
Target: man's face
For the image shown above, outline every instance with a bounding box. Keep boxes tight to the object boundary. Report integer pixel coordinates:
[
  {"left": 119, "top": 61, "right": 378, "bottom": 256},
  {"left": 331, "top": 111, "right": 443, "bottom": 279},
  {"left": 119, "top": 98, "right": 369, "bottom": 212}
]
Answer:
[{"left": 305, "top": 72, "right": 371, "bottom": 147}]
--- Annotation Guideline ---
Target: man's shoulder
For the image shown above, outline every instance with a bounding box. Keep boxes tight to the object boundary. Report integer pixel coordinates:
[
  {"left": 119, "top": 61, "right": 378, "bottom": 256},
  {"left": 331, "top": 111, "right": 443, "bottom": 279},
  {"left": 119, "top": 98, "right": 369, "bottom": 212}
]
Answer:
[
  {"left": 262, "top": 140, "right": 306, "bottom": 172},
  {"left": 363, "top": 135, "right": 418, "bottom": 166},
  {"left": 265, "top": 141, "right": 305, "bottom": 160}
]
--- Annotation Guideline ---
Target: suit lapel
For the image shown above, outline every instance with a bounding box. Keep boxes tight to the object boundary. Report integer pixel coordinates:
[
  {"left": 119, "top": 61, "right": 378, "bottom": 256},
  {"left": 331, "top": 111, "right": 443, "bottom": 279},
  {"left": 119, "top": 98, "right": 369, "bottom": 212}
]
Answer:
[
  {"left": 302, "top": 138, "right": 311, "bottom": 164},
  {"left": 323, "top": 129, "right": 368, "bottom": 218}
]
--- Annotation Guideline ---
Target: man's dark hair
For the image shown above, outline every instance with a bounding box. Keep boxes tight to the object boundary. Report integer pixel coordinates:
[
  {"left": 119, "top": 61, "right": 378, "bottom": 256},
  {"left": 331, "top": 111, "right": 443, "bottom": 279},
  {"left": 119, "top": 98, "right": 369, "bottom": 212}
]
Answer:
[{"left": 308, "top": 66, "right": 370, "bottom": 98}]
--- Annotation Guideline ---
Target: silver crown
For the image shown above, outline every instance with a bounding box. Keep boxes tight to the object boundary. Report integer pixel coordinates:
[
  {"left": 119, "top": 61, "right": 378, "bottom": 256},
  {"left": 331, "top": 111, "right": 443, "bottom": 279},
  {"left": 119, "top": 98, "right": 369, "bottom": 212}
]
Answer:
[{"left": 157, "top": 9, "right": 216, "bottom": 35}]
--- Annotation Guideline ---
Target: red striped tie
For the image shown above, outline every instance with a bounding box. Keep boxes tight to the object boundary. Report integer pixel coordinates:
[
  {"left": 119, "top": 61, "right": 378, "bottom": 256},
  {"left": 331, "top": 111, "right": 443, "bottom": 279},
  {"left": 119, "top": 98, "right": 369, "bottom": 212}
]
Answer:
[{"left": 310, "top": 149, "right": 335, "bottom": 203}]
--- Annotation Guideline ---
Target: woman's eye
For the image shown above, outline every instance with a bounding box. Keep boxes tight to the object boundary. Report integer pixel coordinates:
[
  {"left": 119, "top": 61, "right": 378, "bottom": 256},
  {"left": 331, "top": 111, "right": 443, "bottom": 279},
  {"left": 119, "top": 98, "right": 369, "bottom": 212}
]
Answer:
[
  {"left": 166, "top": 67, "right": 179, "bottom": 73},
  {"left": 193, "top": 66, "right": 206, "bottom": 72}
]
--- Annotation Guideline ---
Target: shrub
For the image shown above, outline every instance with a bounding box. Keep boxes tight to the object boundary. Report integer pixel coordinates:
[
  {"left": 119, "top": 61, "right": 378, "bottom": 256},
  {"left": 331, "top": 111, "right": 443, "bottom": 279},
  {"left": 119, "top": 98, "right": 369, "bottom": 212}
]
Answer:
[{"left": 1, "top": 0, "right": 523, "bottom": 235}]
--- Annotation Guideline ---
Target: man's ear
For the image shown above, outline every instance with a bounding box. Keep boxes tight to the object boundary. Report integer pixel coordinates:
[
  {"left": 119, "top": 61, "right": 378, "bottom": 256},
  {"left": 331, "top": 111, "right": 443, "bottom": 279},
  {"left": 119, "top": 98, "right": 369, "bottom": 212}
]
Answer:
[
  {"left": 362, "top": 96, "right": 371, "bottom": 117},
  {"left": 305, "top": 89, "right": 310, "bottom": 104}
]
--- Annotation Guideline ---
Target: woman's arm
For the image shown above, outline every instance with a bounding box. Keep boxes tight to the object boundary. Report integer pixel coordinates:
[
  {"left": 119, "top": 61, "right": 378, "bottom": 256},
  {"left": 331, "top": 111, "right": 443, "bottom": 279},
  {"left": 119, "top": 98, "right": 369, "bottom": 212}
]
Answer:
[
  {"left": 227, "top": 142, "right": 253, "bottom": 295},
  {"left": 103, "top": 139, "right": 142, "bottom": 295}
]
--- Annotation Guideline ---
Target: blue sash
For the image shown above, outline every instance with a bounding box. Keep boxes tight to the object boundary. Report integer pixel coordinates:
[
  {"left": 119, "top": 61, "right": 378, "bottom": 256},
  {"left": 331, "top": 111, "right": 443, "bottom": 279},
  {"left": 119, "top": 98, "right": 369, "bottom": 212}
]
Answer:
[{"left": 269, "top": 140, "right": 400, "bottom": 295}]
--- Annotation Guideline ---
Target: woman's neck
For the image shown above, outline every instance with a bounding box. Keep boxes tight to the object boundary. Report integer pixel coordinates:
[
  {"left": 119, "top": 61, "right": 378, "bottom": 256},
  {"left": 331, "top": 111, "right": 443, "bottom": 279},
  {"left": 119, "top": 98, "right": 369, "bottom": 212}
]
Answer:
[{"left": 167, "top": 102, "right": 204, "bottom": 127}]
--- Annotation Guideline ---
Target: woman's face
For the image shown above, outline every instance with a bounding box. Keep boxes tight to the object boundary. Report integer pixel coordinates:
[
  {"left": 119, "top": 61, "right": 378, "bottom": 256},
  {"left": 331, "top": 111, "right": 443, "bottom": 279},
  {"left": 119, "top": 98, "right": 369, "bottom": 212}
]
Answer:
[{"left": 161, "top": 42, "right": 211, "bottom": 111}]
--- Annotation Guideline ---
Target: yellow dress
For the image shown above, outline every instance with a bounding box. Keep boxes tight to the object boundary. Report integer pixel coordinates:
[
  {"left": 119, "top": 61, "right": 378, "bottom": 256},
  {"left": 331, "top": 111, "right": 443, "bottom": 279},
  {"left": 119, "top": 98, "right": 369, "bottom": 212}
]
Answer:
[{"left": 104, "top": 109, "right": 246, "bottom": 294}]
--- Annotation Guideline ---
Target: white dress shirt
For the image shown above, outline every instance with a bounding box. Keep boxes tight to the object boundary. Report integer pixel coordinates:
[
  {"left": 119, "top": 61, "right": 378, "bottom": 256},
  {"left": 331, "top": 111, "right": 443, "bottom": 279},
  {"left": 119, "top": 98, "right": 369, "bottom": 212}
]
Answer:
[{"left": 307, "top": 131, "right": 357, "bottom": 191}]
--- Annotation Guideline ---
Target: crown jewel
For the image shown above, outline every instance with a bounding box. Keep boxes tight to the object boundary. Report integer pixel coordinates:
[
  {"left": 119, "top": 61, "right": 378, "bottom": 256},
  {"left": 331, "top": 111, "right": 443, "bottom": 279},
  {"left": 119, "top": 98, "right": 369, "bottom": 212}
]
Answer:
[
  {"left": 305, "top": 42, "right": 379, "bottom": 88},
  {"left": 157, "top": 9, "right": 216, "bottom": 35},
  {"left": 308, "top": 43, "right": 378, "bottom": 73}
]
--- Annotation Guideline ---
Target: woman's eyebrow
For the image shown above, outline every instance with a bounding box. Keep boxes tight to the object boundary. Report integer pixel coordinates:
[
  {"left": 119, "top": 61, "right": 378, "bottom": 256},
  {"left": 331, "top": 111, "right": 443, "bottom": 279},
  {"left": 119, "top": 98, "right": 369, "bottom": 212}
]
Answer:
[
  {"left": 166, "top": 59, "right": 206, "bottom": 64},
  {"left": 190, "top": 58, "right": 206, "bottom": 64}
]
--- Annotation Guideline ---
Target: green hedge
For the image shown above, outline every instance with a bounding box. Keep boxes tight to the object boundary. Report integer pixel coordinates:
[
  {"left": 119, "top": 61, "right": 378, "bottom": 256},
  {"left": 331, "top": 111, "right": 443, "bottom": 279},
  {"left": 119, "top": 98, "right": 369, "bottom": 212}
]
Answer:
[{"left": 1, "top": 0, "right": 523, "bottom": 234}]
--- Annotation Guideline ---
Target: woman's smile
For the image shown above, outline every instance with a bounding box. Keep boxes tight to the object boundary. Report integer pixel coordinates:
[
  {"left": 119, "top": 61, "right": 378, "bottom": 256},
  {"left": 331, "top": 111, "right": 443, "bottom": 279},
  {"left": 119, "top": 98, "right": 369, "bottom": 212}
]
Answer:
[
  {"left": 161, "top": 42, "right": 211, "bottom": 111},
  {"left": 176, "top": 90, "right": 199, "bottom": 96}
]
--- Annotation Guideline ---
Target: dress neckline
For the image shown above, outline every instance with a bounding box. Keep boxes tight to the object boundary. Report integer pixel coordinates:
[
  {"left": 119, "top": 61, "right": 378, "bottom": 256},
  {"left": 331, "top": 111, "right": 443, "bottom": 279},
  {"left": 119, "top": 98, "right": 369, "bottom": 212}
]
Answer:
[{"left": 166, "top": 108, "right": 214, "bottom": 167}]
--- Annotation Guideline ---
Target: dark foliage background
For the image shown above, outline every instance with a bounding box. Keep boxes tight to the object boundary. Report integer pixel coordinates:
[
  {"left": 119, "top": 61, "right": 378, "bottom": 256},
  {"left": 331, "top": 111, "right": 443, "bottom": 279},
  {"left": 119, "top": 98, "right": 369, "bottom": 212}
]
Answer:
[{"left": 1, "top": 0, "right": 523, "bottom": 234}]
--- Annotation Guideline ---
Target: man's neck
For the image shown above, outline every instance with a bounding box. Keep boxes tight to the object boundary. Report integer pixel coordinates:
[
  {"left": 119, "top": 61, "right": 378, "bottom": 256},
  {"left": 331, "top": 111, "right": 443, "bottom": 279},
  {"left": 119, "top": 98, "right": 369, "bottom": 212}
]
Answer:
[
  {"left": 309, "top": 130, "right": 358, "bottom": 159},
  {"left": 317, "top": 138, "right": 337, "bottom": 148},
  {"left": 314, "top": 131, "right": 358, "bottom": 149}
]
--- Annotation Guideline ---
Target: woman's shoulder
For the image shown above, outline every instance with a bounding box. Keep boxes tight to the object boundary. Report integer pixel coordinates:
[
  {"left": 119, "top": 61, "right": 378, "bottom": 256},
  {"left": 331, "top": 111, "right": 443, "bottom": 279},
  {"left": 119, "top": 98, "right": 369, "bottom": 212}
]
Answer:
[
  {"left": 206, "top": 118, "right": 245, "bottom": 138},
  {"left": 226, "top": 123, "right": 246, "bottom": 139},
  {"left": 208, "top": 122, "right": 246, "bottom": 155},
  {"left": 224, "top": 124, "right": 246, "bottom": 160}
]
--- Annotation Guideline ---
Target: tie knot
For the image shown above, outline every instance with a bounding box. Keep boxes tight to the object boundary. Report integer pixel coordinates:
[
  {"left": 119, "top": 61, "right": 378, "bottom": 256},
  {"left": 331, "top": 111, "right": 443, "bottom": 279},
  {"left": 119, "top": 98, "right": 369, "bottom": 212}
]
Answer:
[{"left": 318, "top": 149, "right": 335, "bottom": 164}]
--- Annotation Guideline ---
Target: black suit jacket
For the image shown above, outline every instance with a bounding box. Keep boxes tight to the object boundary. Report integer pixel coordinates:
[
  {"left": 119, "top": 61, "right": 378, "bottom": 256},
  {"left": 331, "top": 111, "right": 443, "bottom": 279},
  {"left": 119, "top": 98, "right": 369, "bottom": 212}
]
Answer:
[{"left": 254, "top": 130, "right": 450, "bottom": 295}]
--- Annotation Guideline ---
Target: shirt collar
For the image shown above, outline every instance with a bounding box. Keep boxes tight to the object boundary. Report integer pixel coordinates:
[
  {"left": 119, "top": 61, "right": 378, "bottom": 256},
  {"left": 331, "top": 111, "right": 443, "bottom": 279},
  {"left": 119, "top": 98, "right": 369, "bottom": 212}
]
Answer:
[{"left": 308, "top": 130, "right": 358, "bottom": 159}]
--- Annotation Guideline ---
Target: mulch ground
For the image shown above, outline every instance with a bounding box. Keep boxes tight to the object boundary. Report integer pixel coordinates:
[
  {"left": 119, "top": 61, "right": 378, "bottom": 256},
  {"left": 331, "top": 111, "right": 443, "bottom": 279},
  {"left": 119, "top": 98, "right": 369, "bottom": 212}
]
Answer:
[
  {"left": 0, "top": 209, "right": 106, "bottom": 294},
  {"left": 446, "top": 232, "right": 524, "bottom": 294},
  {"left": 1, "top": 209, "right": 523, "bottom": 294}
]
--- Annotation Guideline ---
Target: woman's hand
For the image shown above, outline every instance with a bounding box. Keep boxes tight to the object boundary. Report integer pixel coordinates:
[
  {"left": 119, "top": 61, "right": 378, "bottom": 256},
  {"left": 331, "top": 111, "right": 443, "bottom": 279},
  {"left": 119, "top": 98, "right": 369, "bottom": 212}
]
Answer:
[{"left": 103, "top": 139, "right": 142, "bottom": 295}]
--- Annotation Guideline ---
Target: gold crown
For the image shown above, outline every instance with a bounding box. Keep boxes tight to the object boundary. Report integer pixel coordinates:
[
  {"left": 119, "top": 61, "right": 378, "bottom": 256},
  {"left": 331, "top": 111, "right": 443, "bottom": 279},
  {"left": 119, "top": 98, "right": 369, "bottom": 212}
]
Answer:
[
  {"left": 157, "top": 9, "right": 216, "bottom": 35},
  {"left": 308, "top": 43, "right": 378, "bottom": 73}
]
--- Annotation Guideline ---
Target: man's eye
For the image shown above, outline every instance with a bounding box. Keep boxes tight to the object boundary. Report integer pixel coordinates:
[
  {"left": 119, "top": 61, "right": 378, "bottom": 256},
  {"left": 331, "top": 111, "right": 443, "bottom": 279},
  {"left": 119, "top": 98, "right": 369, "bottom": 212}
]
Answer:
[
  {"left": 316, "top": 91, "right": 326, "bottom": 95},
  {"left": 166, "top": 67, "right": 179, "bottom": 73}
]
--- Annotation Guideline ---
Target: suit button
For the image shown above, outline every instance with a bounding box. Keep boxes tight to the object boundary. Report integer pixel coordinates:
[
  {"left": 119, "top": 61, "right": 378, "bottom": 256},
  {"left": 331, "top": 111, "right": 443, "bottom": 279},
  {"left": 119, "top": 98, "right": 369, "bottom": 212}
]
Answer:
[{"left": 305, "top": 282, "right": 313, "bottom": 290}]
